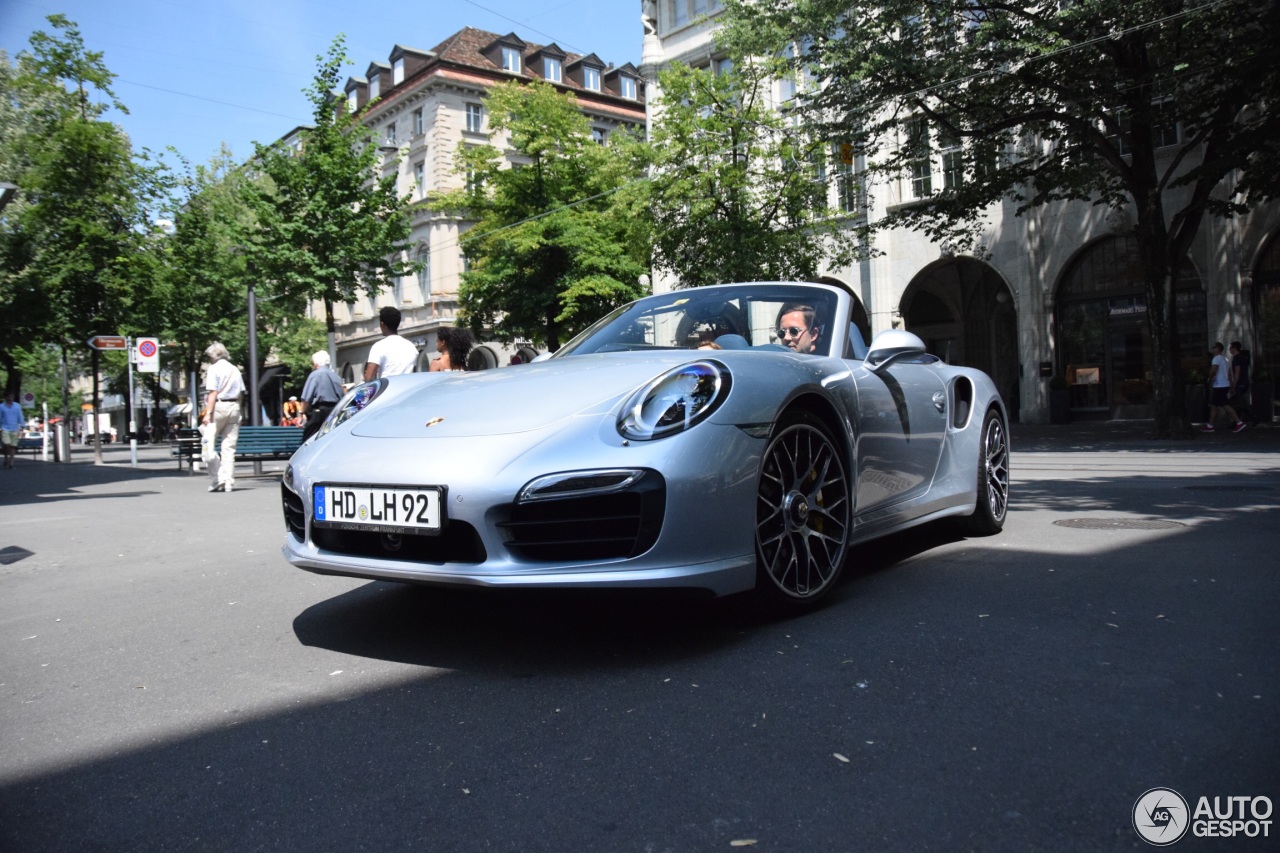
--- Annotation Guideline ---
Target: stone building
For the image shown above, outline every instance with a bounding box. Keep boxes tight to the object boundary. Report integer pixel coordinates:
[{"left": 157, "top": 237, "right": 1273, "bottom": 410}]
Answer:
[
  {"left": 639, "top": 1, "right": 1279, "bottom": 423},
  {"left": 317, "top": 27, "right": 646, "bottom": 381}
]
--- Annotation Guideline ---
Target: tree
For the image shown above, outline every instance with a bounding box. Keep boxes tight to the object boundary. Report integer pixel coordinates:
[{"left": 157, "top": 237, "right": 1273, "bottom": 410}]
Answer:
[
  {"left": 646, "top": 61, "right": 859, "bottom": 287},
  {"left": 721, "top": 0, "right": 1280, "bottom": 438},
  {"left": 432, "top": 80, "right": 650, "bottom": 350},
  {"left": 0, "top": 16, "right": 166, "bottom": 444},
  {"left": 247, "top": 35, "right": 417, "bottom": 357}
]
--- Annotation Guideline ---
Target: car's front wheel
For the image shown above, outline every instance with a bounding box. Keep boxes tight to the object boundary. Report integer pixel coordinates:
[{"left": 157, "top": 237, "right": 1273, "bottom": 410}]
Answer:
[
  {"left": 958, "top": 408, "right": 1009, "bottom": 536},
  {"left": 755, "top": 410, "right": 852, "bottom": 609}
]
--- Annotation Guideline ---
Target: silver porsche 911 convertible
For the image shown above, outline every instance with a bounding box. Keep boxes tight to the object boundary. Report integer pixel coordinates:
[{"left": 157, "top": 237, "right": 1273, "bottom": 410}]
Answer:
[{"left": 281, "top": 282, "right": 1009, "bottom": 609}]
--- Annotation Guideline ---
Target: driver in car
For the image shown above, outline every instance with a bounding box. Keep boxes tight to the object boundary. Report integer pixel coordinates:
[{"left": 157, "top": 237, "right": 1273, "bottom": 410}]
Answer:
[{"left": 776, "top": 303, "right": 822, "bottom": 354}]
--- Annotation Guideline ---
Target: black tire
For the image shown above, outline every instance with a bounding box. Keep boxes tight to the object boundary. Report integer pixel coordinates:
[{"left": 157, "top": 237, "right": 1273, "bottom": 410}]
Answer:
[
  {"left": 754, "top": 410, "right": 852, "bottom": 609},
  {"left": 958, "top": 408, "right": 1009, "bottom": 536}
]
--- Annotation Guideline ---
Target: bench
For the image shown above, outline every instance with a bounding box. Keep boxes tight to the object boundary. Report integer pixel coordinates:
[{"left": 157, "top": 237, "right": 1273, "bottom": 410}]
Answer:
[
  {"left": 172, "top": 428, "right": 201, "bottom": 472},
  {"left": 218, "top": 425, "right": 304, "bottom": 461},
  {"left": 173, "top": 425, "right": 304, "bottom": 473}
]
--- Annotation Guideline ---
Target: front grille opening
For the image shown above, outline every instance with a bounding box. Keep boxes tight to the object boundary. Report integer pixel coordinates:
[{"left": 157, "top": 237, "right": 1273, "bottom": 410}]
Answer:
[
  {"left": 311, "top": 521, "right": 487, "bottom": 564},
  {"left": 282, "top": 484, "right": 305, "bottom": 539},
  {"left": 500, "top": 471, "right": 666, "bottom": 562}
]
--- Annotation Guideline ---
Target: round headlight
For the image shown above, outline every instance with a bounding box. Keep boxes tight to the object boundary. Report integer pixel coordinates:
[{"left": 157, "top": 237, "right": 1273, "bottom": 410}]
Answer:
[
  {"left": 318, "top": 379, "right": 386, "bottom": 438},
  {"left": 618, "top": 361, "right": 731, "bottom": 441}
]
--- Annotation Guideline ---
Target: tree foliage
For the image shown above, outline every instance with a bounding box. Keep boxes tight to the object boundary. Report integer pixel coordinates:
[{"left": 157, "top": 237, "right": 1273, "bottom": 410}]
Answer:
[
  {"left": 247, "top": 35, "right": 417, "bottom": 344},
  {"left": 432, "top": 80, "right": 650, "bottom": 350},
  {"left": 0, "top": 16, "right": 165, "bottom": 400},
  {"left": 646, "top": 61, "right": 859, "bottom": 287},
  {"left": 721, "top": 0, "right": 1280, "bottom": 437}
]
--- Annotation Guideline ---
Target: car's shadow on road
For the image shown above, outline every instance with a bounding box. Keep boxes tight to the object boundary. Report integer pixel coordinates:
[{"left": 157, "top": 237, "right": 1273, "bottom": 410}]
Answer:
[{"left": 291, "top": 525, "right": 958, "bottom": 673}]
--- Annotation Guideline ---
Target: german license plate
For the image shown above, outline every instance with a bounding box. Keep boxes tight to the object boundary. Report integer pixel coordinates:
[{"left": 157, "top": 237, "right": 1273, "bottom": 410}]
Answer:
[{"left": 313, "top": 484, "right": 443, "bottom": 533}]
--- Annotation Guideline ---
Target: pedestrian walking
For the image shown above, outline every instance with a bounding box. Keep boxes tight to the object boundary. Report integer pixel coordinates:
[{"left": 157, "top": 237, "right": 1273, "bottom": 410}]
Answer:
[
  {"left": 0, "top": 391, "right": 23, "bottom": 469},
  {"left": 300, "top": 350, "right": 345, "bottom": 441},
  {"left": 201, "top": 342, "right": 245, "bottom": 492},
  {"left": 1202, "top": 342, "right": 1245, "bottom": 433},
  {"left": 1229, "top": 341, "right": 1254, "bottom": 426},
  {"left": 364, "top": 306, "right": 419, "bottom": 381}
]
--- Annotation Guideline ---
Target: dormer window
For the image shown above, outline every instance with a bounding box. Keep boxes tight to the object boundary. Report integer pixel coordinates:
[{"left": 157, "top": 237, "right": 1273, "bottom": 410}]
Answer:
[
  {"left": 544, "top": 57, "right": 562, "bottom": 82},
  {"left": 620, "top": 76, "right": 637, "bottom": 99},
  {"left": 502, "top": 46, "right": 522, "bottom": 73},
  {"left": 369, "top": 74, "right": 380, "bottom": 100},
  {"left": 393, "top": 57, "right": 405, "bottom": 85},
  {"left": 347, "top": 90, "right": 358, "bottom": 111},
  {"left": 583, "top": 67, "right": 601, "bottom": 91}
]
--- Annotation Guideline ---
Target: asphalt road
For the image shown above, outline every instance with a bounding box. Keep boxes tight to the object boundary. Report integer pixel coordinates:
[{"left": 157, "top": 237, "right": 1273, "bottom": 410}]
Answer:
[{"left": 1, "top": 429, "right": 1277, "bottom": 852}]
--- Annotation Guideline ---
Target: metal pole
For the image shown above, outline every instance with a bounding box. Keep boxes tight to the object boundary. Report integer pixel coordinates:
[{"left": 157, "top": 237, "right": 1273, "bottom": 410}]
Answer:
[
  {"left": 247, "top": 282, "right": 262, "bottom": 475},
  {"left": 127, "top": 336, "right": 137, "bottom": 467}
]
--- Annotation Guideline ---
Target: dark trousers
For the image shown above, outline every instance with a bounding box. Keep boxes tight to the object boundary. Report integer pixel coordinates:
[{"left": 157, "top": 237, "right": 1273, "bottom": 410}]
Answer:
[{"left": 302, "top": 403, "right": 335, "bottom": 441}]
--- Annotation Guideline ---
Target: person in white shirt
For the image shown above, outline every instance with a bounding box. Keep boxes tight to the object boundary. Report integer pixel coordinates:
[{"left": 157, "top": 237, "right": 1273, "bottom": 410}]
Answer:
[
  {"left": 1202, "top": 341, "right": 1245, "bottom": 433},
  {"left": 201, "top": 342, "right": 245, "bottom": 492},
  {"left": 364, "top": 306, "right": 419, "bottom": 381}
]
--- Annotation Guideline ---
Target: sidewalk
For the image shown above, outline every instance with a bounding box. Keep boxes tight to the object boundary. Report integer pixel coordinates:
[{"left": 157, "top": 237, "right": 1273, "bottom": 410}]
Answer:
[{"left": 1011, "top": 418, "right": 1280, "bottom": 452}]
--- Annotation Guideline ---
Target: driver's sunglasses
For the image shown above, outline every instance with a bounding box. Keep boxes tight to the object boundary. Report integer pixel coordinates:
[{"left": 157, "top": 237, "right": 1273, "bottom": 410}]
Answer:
[{"left": 776, "top": 326, "right": 809, "bottom": 339}]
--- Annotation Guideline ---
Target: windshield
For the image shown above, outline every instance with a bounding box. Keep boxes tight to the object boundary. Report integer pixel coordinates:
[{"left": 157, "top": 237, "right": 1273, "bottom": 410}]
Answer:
[{"left": 554, "top": 284, "right": 839, "bottom": 358}]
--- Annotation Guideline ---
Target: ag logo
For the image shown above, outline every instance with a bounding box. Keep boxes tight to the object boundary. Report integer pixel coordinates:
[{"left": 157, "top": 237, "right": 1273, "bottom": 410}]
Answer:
[{"left": 1134, "top": 788, "right": 1190, "bottom": 845}]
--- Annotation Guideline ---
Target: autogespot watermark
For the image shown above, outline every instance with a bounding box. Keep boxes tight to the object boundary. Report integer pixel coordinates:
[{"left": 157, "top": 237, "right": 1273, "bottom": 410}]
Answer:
[{"left": 1133, "top": 788, "right": 1273, "bottom": 845}]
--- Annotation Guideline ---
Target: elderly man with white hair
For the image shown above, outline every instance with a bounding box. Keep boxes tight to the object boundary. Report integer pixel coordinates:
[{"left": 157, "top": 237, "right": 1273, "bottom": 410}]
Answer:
[
  {"left": 300, "top": 349, "right": 345, "bottom": 441},
  {"left": 201, "top": 342, "right": 245, "bottom": 492}
]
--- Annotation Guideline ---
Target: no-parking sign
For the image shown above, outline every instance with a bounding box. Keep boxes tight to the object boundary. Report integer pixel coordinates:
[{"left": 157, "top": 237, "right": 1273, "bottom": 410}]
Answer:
[{"left": 136, "top": 337, "right": 160, "bottom": 373}]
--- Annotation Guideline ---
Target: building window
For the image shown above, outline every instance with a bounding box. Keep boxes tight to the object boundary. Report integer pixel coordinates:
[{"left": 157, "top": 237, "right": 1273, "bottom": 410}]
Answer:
[
  {"left": 347, "top": 90, "right": 358, "bottom": 112},
  {"left": 418, "top": 247, "right": 431, "bottom": 295},
  {"left": 940, "top": 132, "right": 963, "bottom": 190},
  {"left": 414, "top": 161, "right": 425, "bottom": 195},
  {"left": 385, "top": 123, "right": 396, "bottom": 146},
  {"left": 369, "top": 75, "right": 380, "bottom": 100},
  {"left": 905, "top": 116, "right": 932, "bottom": 198},
  {"left": 583, "top": 67, "right": 601, "bottom": 91},
  {"left": 712, "top": 57, "right": 733, "bottom": 76},
  {"left": 544, "top": 57, "right": 562, "bottom": 82},
  {"left": 413, "top": 108, "right": 424, "bottom": 136},
  {"left": 502, "top": 46, "right": 522, "bottom": 73},
  {"left": 393, "top": 58, "right": 405, "bottom": 85},
  {"left": 620, "top": 76, "right": 637, "bottom": 99},
  {"left": 672, "top": 0, "right": 689, "bottom": 27},
  {"left": 466, "top": 102, "right": 483, "bottom": 133},
  {"left": 833, "top": 145, "right": 858, "bottom": 213},
  {"left": 591, "top": 127, "right": 607, "bottom": 145}
]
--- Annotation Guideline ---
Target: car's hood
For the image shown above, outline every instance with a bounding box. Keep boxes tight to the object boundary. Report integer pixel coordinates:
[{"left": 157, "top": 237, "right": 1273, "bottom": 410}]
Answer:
[{"left": 349, "top": 353, "right": 702, "bottom": 438}]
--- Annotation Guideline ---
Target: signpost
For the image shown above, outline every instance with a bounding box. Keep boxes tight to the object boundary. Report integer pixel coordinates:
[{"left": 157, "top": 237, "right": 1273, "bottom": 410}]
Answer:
[{"left": 87, "top": 335, "right": 127, "bottom": 351}]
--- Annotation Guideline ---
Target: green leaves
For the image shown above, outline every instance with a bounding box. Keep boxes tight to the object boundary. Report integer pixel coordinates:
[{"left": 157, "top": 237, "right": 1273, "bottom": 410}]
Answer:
[
  {"left": 248, "top": 35, "right": 418, "bottom": 335},
  {"left": 432, "top": 81, "right": 648, "bottom": 350}
]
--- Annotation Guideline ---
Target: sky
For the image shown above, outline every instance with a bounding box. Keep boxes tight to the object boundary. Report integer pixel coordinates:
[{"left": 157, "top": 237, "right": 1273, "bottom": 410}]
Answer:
[{"left": 0, "top": 0, "right": 645, "bottom": 168}]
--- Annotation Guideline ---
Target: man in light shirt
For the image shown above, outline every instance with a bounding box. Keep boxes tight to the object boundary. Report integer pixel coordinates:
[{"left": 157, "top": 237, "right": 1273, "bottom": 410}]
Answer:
[
  {"left": 201, "top": 342, "right": 245, "bottom": 492},
  {"left": 364, "top": 306, "right": 419, "bottom": 381}
]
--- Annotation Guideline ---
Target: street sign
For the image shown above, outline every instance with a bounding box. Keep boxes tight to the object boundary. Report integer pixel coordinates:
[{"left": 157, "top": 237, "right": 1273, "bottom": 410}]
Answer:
[
  {"left": 87, "top": 335, "right": 127, "bottom": 350},
  {"left": 136, "top": 337, "right": 160, "bottom": 373}
]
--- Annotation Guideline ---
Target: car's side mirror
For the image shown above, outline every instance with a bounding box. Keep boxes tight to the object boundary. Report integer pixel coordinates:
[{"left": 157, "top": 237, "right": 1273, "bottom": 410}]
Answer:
[{"left": 865, "top": 330, "right": 927, "bottom": 372}]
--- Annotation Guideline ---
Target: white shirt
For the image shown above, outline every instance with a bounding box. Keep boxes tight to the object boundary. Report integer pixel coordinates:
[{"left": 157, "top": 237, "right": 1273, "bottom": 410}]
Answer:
[
  {"left": 367, "top": 334, "right": 419, "bottom": 377},
  {"left": 205, "top": 358, "right": 245, "bottom": 400},
  {"left": 1210, "top": 353, "right": 1231, "bottom": 388}
]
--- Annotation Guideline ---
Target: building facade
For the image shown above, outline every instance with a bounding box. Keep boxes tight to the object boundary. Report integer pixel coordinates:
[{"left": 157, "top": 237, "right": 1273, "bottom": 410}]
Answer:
[
  {"left": 315, "top": 28, "right": 646, "bottom": 382},
  {"left": 639, "top": 2, "right": 1280, "bottom": 424}
]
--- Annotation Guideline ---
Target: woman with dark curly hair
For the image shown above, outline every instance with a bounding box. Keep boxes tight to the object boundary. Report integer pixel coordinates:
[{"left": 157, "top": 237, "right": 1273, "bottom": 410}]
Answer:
[{"left": 430, "top": 327, "right": 474, "bottom": 372}]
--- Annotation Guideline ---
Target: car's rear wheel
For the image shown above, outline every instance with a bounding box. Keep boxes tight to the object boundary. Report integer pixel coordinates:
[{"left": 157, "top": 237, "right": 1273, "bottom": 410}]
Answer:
[
  {"left": 754, "top": 410, "right": 851, "bottom": 609},
  {"left": 959, "top": 408, "right": 1009, "bottom": 536}
]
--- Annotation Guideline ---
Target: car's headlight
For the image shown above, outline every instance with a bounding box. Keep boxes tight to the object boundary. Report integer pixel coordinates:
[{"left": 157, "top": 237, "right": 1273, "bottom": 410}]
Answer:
[
  {"left": 318, "top": 379, "right": 386, "bottom": 438},
  {"left": 618, "top": 361, "right": 731, "bottom": 441}
]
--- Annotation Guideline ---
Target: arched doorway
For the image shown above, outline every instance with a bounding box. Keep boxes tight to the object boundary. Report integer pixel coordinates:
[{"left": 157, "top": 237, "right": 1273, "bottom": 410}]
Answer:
[
  {"left": 1055, "top": 234, "right": 1204, "bottom": 419},
  {"left": 1252, "top": 231, "right": 1280, "bottom": 422},
  {"left": 901, "top": 258, "right": 1019, "bottom": 421}
]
